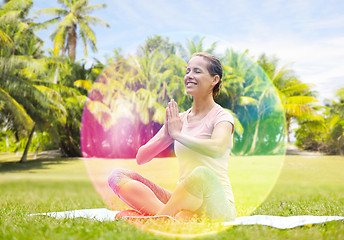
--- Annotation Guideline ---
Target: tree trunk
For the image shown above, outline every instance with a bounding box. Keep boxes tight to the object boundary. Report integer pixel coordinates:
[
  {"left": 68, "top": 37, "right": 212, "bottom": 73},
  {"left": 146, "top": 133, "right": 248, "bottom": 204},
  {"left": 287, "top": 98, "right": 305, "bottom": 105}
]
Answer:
[
  {"left": 59, "top": 123, "right": 81, "bottom": 157},
  {"left": 33, "top": 142, "right": 41, "bottom": 159},
  {"left": 69, "top": 24, "right": 77, "bottom": 62},
  {"left": 5, "top": 136, "right": 9, "bottom": 152},
  {"left": 286, "top": 115, "right": 291, "bottom": 143},
  {"left": 248, "top": 115, "right": 261, "bottom": 154},
  {"left": 337, "top": 136, "right": 344, "bottom": 156},
  {"left": 19, "top": 124, "right": 36, "bottom": 163},
  {"left": 15, "top": 131, "right": 19, "bottom": 155},
  {"left": 53, "top": 67, "right": 59, "bottom": 84}
]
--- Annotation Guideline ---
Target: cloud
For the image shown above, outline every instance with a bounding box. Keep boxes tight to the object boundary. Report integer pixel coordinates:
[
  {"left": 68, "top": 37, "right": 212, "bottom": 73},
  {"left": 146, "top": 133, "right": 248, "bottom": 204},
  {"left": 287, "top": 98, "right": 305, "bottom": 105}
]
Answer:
[
  {"left": 32, "top": 0, "right": 344, "bottom": 103},
  {"left": 212, "top": 26, "right": 344, "bottom": 103},
  {"left": 300, "top": 15, "right": 344, "bottom": 30}
]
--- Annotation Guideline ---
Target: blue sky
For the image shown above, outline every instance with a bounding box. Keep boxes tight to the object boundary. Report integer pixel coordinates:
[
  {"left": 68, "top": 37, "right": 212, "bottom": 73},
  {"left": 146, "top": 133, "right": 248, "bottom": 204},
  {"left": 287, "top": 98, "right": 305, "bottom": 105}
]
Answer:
[{"left": 13, "top": 0, "right": 344, "bottom": 103}]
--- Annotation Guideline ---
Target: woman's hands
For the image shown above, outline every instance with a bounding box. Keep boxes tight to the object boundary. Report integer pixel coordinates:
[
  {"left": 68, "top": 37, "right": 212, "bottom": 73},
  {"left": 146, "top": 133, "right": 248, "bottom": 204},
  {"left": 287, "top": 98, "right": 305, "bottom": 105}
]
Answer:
[
  {"left": 135, "top": 99, "right": 181, "bottom": 165},
  {"left": 166, "top": 99, "right": 182, "bottom": 139},
  {"left": 164, "top": 99, "right": 232, "bottom": 158}
]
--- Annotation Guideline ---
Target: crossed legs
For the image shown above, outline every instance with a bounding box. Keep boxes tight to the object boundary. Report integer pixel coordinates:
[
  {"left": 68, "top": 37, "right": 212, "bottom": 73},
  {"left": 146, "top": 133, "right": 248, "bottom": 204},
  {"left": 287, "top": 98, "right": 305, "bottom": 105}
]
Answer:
[
  {"left": 108, "top": 166, "right": 235, "bottom": 221},
  {"left": 108, "top": 168, "right": 202, "bottom": 218},
  {"left": 117, "top": 180, "right": 166, "bottom": 215},
  {"left": 108, "top": 168, "right": 172, "bottom": 215}
]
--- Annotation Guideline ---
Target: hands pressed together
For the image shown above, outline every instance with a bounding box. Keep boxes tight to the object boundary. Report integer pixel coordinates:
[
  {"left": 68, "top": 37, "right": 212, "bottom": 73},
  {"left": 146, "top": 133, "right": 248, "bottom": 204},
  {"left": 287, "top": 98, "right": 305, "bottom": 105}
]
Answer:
[{"left": 165, "top": 99, "right": 183, "bottom": 139}]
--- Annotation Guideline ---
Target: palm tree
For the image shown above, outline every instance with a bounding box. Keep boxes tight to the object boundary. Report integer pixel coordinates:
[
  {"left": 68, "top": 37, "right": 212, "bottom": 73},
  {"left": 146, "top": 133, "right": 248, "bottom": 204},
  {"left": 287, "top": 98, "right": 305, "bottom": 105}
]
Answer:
[
  {"left": 295, "top": 88, "right": 344, "bottom": 155},
  {"left": 80, "top": 57, "right": 138, "bottom": 158},
  {"left": 115, "top": 43, "right": 171, "bottom": 154},
  {"left": 34, "top": 0, "right": 109, "bottom": 61},
  {"left": 218, "top": 49, "right": 255, "bottom": 112},
  {"left": 1, "top": 0, "right": 38, "bottom": 158},
  {"left": 257, "top": 54, "right": 319, "bottom": 143},
  {"left": 0, "top": 56, "right": 69, "bottom": 161},
  {"left": 1, "top": 0, "right": 46, "bottom": 57},
  {"left": 81, "top": 36, "right": 185, "bottom": 158},
  {"left": 179, "top": 36, "right": 218, "bottom": 61},
  {"left": 218, "top": 49, "right": 286, "bottom": 155},
  {"left": 323, "top": 88, "right": 344, "bottom": 155},
  {"left": 0, "top": 29, "right": 13, "bottom": 49},
  {"left": 0, "top": 53, "right": 70, "bottom": 161},
  {"left": 0, "top": 0, "right": 67, "bottom": 161}
]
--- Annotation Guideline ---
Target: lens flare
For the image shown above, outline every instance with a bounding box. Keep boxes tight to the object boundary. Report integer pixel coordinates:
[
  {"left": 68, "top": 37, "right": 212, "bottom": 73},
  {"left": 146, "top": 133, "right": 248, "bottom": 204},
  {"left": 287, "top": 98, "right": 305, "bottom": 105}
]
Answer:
[{"left": 81, "top": 34, "right": 286, "bottom": 237}]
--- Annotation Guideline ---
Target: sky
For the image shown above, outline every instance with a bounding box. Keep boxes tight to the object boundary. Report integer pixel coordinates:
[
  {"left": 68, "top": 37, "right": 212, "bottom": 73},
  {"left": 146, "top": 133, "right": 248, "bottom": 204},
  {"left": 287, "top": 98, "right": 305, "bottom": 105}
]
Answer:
[{"left": 12, "top": 0, "right": 344, "bottom": 104}]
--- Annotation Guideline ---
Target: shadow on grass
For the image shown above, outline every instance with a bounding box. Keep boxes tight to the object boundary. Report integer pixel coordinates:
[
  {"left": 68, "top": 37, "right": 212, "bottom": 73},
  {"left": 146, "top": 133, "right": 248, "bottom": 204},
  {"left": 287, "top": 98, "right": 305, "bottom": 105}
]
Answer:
[{"left": 0, "top": 154, "right": 81, "bottom": 173}]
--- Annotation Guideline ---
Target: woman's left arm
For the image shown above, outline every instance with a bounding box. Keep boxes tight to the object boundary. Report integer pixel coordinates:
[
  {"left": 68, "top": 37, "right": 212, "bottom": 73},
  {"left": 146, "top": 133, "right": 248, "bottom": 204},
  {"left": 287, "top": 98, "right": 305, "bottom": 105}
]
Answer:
[
  {"left": 174, "top": 122, "right": 232, "bottom": 158},
  {"left": 167, "top": 100, "right": 232, "bottom": 158}
]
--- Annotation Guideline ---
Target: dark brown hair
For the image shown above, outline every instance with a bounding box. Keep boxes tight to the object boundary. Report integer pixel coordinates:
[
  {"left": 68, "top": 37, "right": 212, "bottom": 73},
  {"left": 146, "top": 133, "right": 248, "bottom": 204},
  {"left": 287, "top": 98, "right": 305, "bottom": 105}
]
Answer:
[{"left": 191, "top": 52, "right": 223, "bottom": 98}]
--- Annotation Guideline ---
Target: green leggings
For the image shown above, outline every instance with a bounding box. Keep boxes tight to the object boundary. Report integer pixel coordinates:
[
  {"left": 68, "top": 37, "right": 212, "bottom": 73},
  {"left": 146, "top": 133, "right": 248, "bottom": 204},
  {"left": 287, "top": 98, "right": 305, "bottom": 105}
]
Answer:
[{"left": 181, "top": 166, "right": 236, "bottom": 221}]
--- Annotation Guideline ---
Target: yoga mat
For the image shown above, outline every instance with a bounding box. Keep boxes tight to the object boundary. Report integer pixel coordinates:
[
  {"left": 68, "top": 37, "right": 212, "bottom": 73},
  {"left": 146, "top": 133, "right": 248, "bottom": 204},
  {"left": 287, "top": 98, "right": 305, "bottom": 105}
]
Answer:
[{"left": 30, "top": 208, "right": 344, "bottom": 229}]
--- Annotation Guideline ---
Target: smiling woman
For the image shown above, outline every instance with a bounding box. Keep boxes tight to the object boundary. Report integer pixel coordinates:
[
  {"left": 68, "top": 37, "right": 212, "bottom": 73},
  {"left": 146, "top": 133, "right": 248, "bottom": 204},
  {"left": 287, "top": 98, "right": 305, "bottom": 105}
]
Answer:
[
  {"left": 185, "top": 52, "right": 223, "bottom": 99},
  {"left": 107, "top": 52, "right": 237, "bottom": 222},
  {"left": 81, "top": 36, "right": 288, "bottom": 237}
]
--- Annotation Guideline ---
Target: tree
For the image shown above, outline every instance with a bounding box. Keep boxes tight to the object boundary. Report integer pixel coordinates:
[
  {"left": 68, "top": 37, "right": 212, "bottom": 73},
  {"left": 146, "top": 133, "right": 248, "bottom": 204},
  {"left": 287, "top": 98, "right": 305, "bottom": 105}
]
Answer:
[
  {"left": 326, "top": 89, "right": 344, "bottom": 155},
  {"left": 54, "top": 59, "right": 94, "bottom": 156},
  {"left": 0, "top": 0, "right": 67, "bottom": 161},
  {"left": 179, "top": 36, "right": 218, "bottom": 61},
  {"left": 34, "top": 0, "right": 109, "bottom": 61},
  {"left": 299, "top": 88, "right": 344, "bottom": 155},
  {"left": 0, "top": 53, "right": 68, "bottom": 161},
  {"left": 81, "top": 36, "right": 182, "bottom": 158},
  {"left": 217, "top": 50, "right": 285, "bottom": 155},
  {"left": 257, "top": 54, "right": 319, "bottom": 143},
  {"left": 294, "top": 110, "right": 327, "bottom": 151},
  {"left": 0, "top": 29, "right": 13, "bottom": 49}
]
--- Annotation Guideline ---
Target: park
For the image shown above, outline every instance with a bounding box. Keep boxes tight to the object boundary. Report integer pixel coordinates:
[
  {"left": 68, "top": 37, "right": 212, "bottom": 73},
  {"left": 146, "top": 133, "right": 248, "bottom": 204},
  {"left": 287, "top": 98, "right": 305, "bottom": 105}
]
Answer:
[{"left": 1, "top": 0, "right": 343, "bottom": 239}]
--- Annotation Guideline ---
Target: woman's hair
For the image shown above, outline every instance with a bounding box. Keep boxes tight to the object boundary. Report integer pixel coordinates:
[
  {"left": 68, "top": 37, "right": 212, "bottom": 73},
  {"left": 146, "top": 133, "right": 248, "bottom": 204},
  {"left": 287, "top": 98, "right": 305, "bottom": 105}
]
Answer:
[{"left": 191, "top": 52, "right": 223, "bottom": 98}]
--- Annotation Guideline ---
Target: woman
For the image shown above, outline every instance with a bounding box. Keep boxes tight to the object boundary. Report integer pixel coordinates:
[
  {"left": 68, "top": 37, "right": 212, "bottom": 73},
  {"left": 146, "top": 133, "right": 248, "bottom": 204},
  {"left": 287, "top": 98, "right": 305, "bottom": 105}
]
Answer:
[{"left": 108, "top": 52, "right": 236, "bottom": 221}]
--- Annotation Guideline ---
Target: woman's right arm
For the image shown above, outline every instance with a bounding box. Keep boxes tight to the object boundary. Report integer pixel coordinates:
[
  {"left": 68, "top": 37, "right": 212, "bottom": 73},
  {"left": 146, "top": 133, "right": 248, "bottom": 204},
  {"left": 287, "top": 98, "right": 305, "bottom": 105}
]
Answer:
[{"left": 136, "top": 124, "right": 174, "bottom": 165}]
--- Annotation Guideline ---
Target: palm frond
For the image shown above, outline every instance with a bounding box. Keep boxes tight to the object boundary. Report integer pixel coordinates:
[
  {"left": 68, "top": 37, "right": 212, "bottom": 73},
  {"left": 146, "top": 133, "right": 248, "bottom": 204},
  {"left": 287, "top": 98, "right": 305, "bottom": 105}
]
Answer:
[
  {"left": 328, "top": 114, "right": 340, "bottom": 130},
  {"left": 74, "top": 79, "right": 93, "bottom": 91},
  {"left": 298, "top": 114, "right": 325, "bottom": 122},
  {"left": 82, "top": 3, "right": 108, "bottom": 14},
  {"left": 0, "top": 29, "right": 13, "bottom": 49},
  {"left": 284, "top": 95, "right": 318, "bottom": 105},
  {"left": 0, "top": 0, "right": 31, "bottom": 11},
  {"left": 53, "top": 27, "right": 67, "bottom": 56},
  {"left": 33, "top": 8, "right": 68, "bottom": 17},
  {"left": 34, "top": 84, "right": 67, "bottom": 120},
  {"left": 0, "top": 87, "right": 34, "bottom": 133},
  {"left": 283, "top": 103, "right": 313, "bottom": 117},
  {"left": 82, "top": 15, "right": 109, "bottom": 27},
  {"left": 40, "top": 82, "right": 80, "bottom": 98},
  {"left": 33, "top": 17, "right": 61, "bottom": 31},
  {"left": 79, "top": 20, "right": 96, "bottom": 52},
  {"left": 0, "top": 10, "right": 22, "bottom": 23},
  {"left": 282, "top": 83, "right": 311, "bottom": 95}
]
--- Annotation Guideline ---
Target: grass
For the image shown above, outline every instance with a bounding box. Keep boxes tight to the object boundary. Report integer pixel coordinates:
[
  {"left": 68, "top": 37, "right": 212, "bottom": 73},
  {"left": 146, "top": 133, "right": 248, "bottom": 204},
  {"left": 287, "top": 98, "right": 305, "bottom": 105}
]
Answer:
[{"left": 0, "top": 152, "right": 343, "bottom": 239}]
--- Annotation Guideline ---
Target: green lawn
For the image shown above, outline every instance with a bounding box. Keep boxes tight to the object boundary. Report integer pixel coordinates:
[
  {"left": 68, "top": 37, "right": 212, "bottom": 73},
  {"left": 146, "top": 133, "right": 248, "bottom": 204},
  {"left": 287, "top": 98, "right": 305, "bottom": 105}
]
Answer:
[{"left": 0, "top": 153, "right": 343, "bottom": 239}]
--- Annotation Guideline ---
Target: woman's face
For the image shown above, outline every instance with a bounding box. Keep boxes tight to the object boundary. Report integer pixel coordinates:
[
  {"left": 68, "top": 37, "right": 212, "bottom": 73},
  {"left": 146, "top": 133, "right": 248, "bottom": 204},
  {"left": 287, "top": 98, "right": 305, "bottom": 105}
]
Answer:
[{"left": 184, "top": 56, "right": 219, "bottom": 98}]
